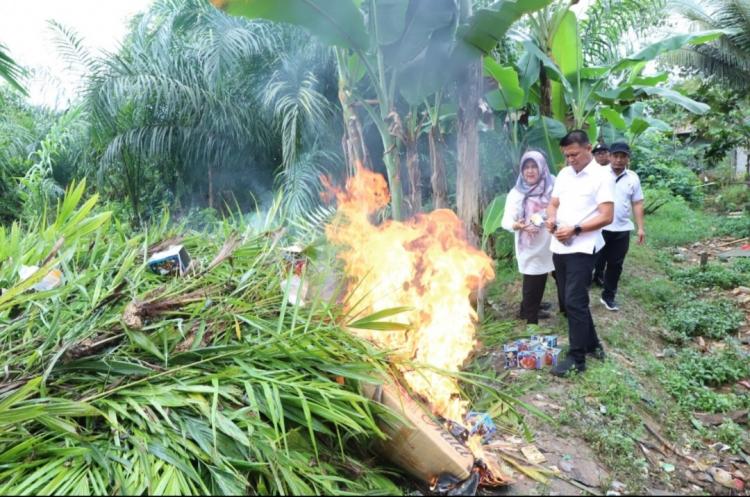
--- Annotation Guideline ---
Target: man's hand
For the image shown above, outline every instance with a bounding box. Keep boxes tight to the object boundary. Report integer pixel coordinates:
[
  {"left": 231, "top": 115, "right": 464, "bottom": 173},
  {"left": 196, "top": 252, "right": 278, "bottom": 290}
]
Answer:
[
  {"left": 554, "top": 225, "right": 576, "bottom": 242},
  {"left": 545, "top": 218, "right": 557, "bottom": 233},
  {"left": 637, "top": 228, "right": 645, "bottom": 245}
]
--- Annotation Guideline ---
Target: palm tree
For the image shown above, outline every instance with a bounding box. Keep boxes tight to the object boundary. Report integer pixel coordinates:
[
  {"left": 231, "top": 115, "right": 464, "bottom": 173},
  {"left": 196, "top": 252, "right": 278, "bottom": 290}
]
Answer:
[
  {"left": 580, "top": 0, "right": 667, "bottom": 64},
  {"left": 669, "top": 0, "right": 750, "bottom": 86},
  {"left": 54, "top": 0, "right": 341, "bottom": 221}
]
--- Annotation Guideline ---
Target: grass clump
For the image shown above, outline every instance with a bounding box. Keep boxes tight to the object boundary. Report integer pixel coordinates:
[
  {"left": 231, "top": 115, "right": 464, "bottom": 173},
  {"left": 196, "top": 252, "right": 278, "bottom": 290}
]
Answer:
[{"left": 664, "top": 299, "right": 744, "bottom": 342}]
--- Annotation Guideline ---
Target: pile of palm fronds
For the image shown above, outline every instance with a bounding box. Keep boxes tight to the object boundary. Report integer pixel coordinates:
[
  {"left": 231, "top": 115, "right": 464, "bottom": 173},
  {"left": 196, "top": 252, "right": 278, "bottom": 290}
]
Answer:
[{"left": 0, "top": 182, "right": 404, "bottom": 495}]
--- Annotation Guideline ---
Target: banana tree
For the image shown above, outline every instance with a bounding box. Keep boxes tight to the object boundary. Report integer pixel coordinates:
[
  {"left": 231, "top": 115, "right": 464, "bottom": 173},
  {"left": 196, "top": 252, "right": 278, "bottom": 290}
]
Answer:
[
  {"left": 215, "top": 0, "right": 553, "bottom": 221},
  {"left": 529, "top": 11, "right": 724, "bottom": 130}
]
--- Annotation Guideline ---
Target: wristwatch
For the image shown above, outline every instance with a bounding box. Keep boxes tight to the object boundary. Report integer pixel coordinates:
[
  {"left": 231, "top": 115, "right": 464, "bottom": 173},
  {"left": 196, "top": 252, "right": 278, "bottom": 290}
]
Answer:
[{"left": 574, "top": 224, "right": 582, "bottom": 236}]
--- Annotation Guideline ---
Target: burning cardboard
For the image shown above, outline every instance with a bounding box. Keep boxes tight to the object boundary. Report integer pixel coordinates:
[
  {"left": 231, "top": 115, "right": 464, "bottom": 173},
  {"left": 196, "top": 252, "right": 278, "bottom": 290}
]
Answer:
[{"left": 362, "top": 379, "right": 474, "bottom": 483}]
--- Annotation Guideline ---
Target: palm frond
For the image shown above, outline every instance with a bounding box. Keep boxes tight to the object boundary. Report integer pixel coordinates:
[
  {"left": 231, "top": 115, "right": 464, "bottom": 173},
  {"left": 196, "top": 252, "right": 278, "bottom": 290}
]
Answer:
[
  {"left": 0, "top": 42, "right": 27, "bottom": 95},
  {"left": 581, "top": 0, "right": 668, "bottom": 64},
  {"left": 668, "top": 0, "right": 750, "bottom": 86}
]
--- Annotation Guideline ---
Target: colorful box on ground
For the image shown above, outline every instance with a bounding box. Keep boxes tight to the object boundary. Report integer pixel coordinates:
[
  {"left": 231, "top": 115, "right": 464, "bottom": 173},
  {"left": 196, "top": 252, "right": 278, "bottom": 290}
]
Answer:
[
  {"left": 147, "top": 245, "right": 191, "bottom": 276},
  {"left": 503, "top": 344, "right": 518, "bottom": 369},
  {"left": 503, "top": 335, "right": 560, "bottom": 370}
]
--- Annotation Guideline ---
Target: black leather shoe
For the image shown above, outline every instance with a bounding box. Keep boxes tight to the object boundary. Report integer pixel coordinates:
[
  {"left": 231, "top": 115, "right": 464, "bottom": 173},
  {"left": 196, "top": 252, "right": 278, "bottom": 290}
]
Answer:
[
  {"left": 587, "top": 346, "right": 606, "bottom": 361},
  {"left": 538, "top": 310, "right": 552, "bottom": 320},
  {"left": 551, "top": 357, "right": 586, "bottom": 377},
  {"left": 540, "top": 301, "right": 553, "bottom": 311}
]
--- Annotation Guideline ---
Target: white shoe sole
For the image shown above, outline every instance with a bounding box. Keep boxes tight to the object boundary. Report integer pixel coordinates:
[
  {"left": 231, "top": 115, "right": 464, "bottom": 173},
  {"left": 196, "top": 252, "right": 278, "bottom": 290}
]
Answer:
[{"left": 600, "top": 297, "right": 619, "bottom": 311}]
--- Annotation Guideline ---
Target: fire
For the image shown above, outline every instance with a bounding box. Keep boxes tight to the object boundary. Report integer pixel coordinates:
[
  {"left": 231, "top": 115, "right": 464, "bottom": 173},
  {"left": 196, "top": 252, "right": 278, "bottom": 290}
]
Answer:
[{"left": 325, "top": 164, "right": 494, "bottom": 421}]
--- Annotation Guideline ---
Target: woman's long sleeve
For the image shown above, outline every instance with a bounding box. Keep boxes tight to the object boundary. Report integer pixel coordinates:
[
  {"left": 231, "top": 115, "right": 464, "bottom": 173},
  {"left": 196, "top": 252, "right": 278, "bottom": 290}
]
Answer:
[{"left": 501, "top": 190, "right": 519, "bottom": 233}]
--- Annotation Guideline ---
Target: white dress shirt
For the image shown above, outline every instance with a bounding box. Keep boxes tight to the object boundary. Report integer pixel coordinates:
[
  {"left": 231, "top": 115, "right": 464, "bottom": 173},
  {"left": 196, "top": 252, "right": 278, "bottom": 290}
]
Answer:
[
  {"left": 501, "top": 189, "right": 555, "bottom": 275},
  {"left": 603, "top": 168, "right": 644, "bottom": 232},
  {"left": 550, "top": 159, "right": 615, "bottom": 255}
]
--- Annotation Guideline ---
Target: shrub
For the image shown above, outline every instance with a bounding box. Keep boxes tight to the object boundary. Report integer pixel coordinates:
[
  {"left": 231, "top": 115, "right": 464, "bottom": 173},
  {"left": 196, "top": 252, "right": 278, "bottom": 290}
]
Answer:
[
  {"left": 631, "top": 135, "right": 704, "bottom": 205},
  {"left": 664, "top": 299, "right": 744, "bottom": 342}
]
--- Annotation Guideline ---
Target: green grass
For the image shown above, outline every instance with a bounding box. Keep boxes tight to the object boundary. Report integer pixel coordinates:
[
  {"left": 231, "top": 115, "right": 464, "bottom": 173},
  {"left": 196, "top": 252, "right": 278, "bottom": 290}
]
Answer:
[
  {"left": 561, "top": 361, "right": 650, "bottom": 492},
  {"left": 645, "top": 197, "right": 718, "bottom": 248}
]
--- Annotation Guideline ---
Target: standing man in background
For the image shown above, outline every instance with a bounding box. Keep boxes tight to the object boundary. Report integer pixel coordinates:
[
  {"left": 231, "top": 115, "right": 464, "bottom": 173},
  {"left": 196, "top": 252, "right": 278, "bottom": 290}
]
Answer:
[
  {"left": 593, "top": 143, "right": 610, "bottom": 166},
  {"left": 592, "top": 142, "right": 646, "bottom": 311},
  {"left": 546, "top": 130, "right": 615, "bottom": 376}
]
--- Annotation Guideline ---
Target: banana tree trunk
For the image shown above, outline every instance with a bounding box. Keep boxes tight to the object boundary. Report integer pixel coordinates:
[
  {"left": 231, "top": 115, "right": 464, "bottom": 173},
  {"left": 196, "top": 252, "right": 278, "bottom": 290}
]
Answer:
[
  {"left": 339, "top": 86, "right": 371, "bottom": 175},
  {"left": 405, "top": 128, "right": 421, "bottom": 216},
  {"left": 382, "top": 133, "right": 403, "bottom": 220},
  {"left": 457, "top": 60, "right": 481, "bottom": 248},
  {"left": 539, "top": 66, "right": 552, "bottom": 117},
  {"left": 429, "top": 126, "right": 448, "bottom": 209}
]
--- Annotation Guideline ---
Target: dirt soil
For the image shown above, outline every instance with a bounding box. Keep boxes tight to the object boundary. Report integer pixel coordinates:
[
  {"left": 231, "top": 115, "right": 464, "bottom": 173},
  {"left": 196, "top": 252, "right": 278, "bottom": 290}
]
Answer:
[{"left": 476, "top": 237, "right": 750, "bottom": 496}]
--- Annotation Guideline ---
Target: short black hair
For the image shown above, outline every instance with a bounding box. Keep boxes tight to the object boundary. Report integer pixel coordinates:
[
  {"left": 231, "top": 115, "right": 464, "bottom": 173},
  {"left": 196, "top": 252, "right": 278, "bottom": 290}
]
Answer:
[{"left": 559, "top": 130, "right": 590, "bottom": 147}]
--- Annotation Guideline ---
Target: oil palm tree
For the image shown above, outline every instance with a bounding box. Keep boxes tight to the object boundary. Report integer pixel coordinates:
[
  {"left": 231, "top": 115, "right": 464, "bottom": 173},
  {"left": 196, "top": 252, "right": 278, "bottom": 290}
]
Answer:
[
  {"left": 53, "top": 0, "right": 340, "bottom": 220},
  {"left": 0, "top": 42, "right": 27, "bottom": 95},
  {"left": 669, "top": 0, "right": 750, "bottom": 86}
]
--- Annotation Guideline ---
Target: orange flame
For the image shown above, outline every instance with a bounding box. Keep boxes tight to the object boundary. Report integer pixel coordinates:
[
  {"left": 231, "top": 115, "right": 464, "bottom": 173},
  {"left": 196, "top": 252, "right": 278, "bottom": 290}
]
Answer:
[{"left": 325, "top": 164, "right": 494, "bottom": 421}]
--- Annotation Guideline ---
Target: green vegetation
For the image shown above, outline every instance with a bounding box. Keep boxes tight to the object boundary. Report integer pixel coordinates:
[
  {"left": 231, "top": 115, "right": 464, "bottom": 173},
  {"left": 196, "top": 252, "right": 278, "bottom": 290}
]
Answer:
[
  {"left": 669, "top": 262, "right": 748, "bottom": 290},
  {"left": 641, "top": 193, "right": 717, "bottom": 247},
  {"left": 0, "top": 185, "right": 409, "bottom": 495},
  {"left": 660, "top": 346, "right": 750, "bottom": 413},
  {"left": 664, "top": 299, "right": 744, "bottom": 342},
  {"left": 2, "top": 0, "right": 750, "bottom": 494}
]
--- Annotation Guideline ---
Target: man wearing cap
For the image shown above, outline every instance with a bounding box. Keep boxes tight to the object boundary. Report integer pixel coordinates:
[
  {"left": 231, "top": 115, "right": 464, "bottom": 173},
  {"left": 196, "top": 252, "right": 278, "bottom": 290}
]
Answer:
[
  {"left": 593, "top": 143, "right": 610, "bottom": 166},
  {"left": 546, "top": 130, "right": 615, "bottom": 376},
  {"left": 593, "top": 142, "right": 646, "bottom": 311}
]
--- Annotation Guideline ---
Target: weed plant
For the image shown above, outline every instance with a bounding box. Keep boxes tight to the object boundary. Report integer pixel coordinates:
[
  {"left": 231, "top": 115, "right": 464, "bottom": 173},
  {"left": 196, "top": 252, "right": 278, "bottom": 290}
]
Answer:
[
  {"left": 664, "top": 299, "right": 744, "bottom": 342},
  {"left": 669, "top": 263, "right": 748, "bottom": 290},
  {"left": 661, "top": 346, "right": 750, "bottom": 413}
]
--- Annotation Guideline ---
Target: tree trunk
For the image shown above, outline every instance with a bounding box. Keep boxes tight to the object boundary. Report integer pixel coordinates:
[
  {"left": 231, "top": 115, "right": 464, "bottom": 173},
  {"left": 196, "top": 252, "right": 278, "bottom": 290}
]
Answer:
[
  {"left": 429, "top": 126, "right": 448, "bottom": 209},
  {"left": 339, "top": 86, "right": 371, "bottom": 175},
  {"left": 539, "top": 66, "right": 552, "bottom": 117},
  {"left": 457, "top": 58, "right": 481, "bottom": 247},
  {"left": 382, "top": 134, "right": 403, "bottom": 220},
  {"left": 405, "top": 130, "right": 421, "bottom": 215}
]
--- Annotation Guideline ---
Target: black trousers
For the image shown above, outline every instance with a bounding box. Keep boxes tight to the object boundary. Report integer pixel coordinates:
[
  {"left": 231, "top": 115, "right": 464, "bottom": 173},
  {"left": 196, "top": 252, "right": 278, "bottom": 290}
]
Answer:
[
  {"left": 520, "top": 273, "right": 548, "bottom": 324},
  {"left": 593, "top": 230, "right": 631, "bottom": 301},
  {"left": 553, "top": 252, "right": 601, "bottom": 365}
]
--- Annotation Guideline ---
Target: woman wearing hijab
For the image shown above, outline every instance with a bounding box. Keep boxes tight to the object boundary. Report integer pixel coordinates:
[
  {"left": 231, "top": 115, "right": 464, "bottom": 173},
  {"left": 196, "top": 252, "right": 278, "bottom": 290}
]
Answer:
[{"left": 501, "top": 151, "right": 555, "bottom": 324}]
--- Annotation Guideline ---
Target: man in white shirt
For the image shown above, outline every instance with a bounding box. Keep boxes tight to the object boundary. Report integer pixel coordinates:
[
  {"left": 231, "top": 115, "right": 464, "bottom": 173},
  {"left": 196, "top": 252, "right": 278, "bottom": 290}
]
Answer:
[
  {"left": 546, "top": 130, "right": 615, "bottom": 376},
  {"left": 592, "top": 142, "right": 646, "bottom": 311}
]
